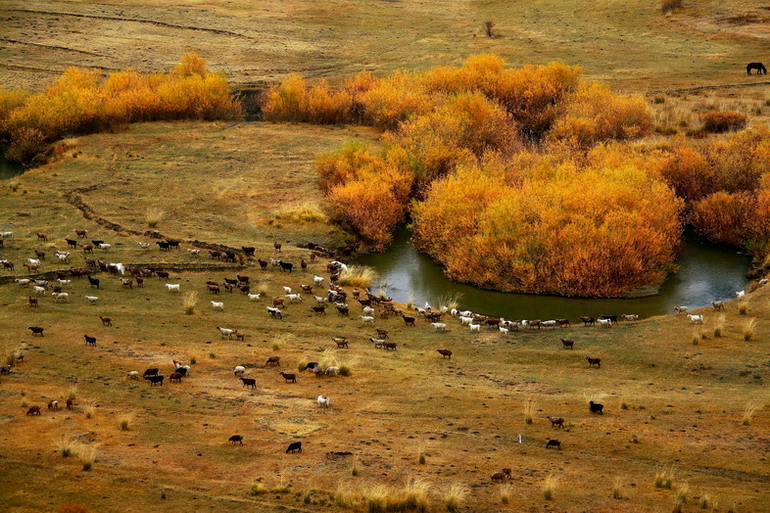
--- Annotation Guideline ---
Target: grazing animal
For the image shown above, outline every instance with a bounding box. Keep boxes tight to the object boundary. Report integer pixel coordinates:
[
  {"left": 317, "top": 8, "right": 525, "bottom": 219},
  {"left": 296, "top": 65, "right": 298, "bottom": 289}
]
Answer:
[
  {"left": 383, "top": 342, "right": 397, "bottom": 351},
  {"left": 87, "top": 276, "right": 100, "bottom": 289},
  {"left": 402, "top": 315, "right": 416, "bottom": 326},
  {"left": 156, "top": 241, "right": 170, "bottom": 251},
  {"left": 469, "top": 323, "right": 482, "bottom": 332},
  {"left": 317, "top": 395, "right": 331, "bottom": 408},
  {"left": 546, "top": 416, "right": 565, "bottom": 428},
  {"left": 165, "top": 283, "right": 181, "bottom": 292},
  {"left": 274, "top": 242, "right": 282, "bottom": 252},
  {"left": 137, "top": 242, "right": 151, "bottom": 250},
  {"left": 359, "top": 315, "right": 375, "bottom": 324},
  {"left": 556, "top": 318, "right": 571, "bottom": 328},
  {"left": 233, "top": 365, "right": 246, "bottom": 376},
  {"left": 313, "top": 275, "right": 324, "bottom": 286},
  {"left": 28, "top": 296, "right": 38, "bottom": 307},
  {"left": 26, "top": 406, "right": 42, "bottom": 416},
  {"left": 432, "top": 322, "right": 447, "bottom": 332},
  {"left": 279, "top": 261, "right": 293, "bottom": 273},
  {"left": 267, "top": 307, "right": 283, "bottom": 319},
  {"left": 437, "top": 348, "right": 453, "bottom": 359},
  {"left": 145, "top": 375, "right": 165, "bottom": 386},
  {"left": 65, "top": 238, "right": 78, "bottom": 248},
  {"left": 120, "top": 278, "right": 133, "bottom": 289},
  {"left": 207, "top": 284, "right": 221, "bottom": 294},
  {"left": 143, "top": 368, "right": 159, "bottom": 377},
  {"left": 32, "top": 285, "right": 46, "bottom": 296},
  {"left": 74, "top": 229, "right": 87, "bottom": 238},
  {"left": 210, "top": 301, "right": 224, "bottom": 311},
  {"left": 598, "top": 315, "right": 617, "bottom": 324},
  {"left": 376, "top": 329, "right": 389, "bottom": 339},
  {"left": 560, "top": 338, "right": 574, "bottom": 349},
  {"left": 324, "top": 366, "right": 340, "bottom": 376},
  {"left": 229, "top": 435, "right": 244, "bottom": 445},
  {"left": 491, "top": 468, "right": 512, "bottom": 482},
  {"left": 333, "top": 337, "right": 348, "bottom": 348},
  {"left": 98, "top": 243, "right": 111, "bottom": 251},
  {"left": 280, "top": 372, "right": 297, "bottom": 383},
  {"left": 84, "top": 334, "right": 97, "bottom": 346},
  {"left": 257, "top": 259, "right": 268, "bottom": 269},
  {"left": 736, "top": 290, "right": 746, "bottom": 299},
  {"left": 127, "top": 371, "right": 139, "bottom": 379},
  {"left": 36, "top": 232, "right": 48, "bottom": 241},
  {"left": 282, "top": 286, "right": 292, "bottom": 294},
  {"left": 273, "top": 297, "right": 285, "bottom": 307},
  {"left": 545, "top": 439, "right": 562, "bottom": 450},
  {"left": 747, "top": 62, "right": 767, "bottom": 75},
  {"left": 28, "top": 326, "right": 45, "bottom": 336},
  {"left": 48, "top": 400, "right": 59, "bottom": 411},
  {"left": 85, "top": 295, "right": 99, "bottom": 304},
  {"left": 100, "top": 316, "right": 112, "bottom": 326},
  {"left": 597, "top": 318, "right": 612, "bottom": 327},
  {"left": 285, "top": 441, "right": 302, "bottom": 453},
  {"left": 589, "top": 401, "right": 604, "bottom": 414},
  {"left": 266, "top": 356, "right": 281, "bottom": 366},
  {"left": 156, "top": 271, "right": 170, "bottom": 279},
  {"left": 499, "top": 327, "right": 509, "bottom": 334},
  {"left": 217, "top": 326, "right": 234, "bottom": 339},
  {"left": 285, "top": 293, "right": 302, "bottom": 302},
  {"left": 240, "top": 377, "right": 257, "bottom": 389},
  {"left": 622, "top": 314, "right": 639, "bottom": 322},
  {"left": 712, "top": 301, "right": 725, "bottom": 311},
  {"left": 586, "top": 356, "right": 601, "bottom": 368},
  {"left": 335, "top": 304, "right": 349, "bottom": 316},
  {"left": 186, "top": 248, "right": 200, "bottom": 255},
  {"left": 674, "top": 306, "right": 688, "bottom": 315},
  {"left": 247, "top": 293, "right": 261, "bottom": 301},
  {"left": 169, "top": 372, "right": 183, "bottom": 383},
  {"left": 55, "top": 251, "right": 70, "bottom": 263},
  {"left": 688, "top": 314, "right": 704, "bottom": 325},
  {"left": 459, "top": 316, "right": 473, "bottom": 326},
  {"left": 66, "top": 398, "right": 74, "bottom": 410},
  {"left": 541, "top": 320, "right": 557, "bottom": 329}
]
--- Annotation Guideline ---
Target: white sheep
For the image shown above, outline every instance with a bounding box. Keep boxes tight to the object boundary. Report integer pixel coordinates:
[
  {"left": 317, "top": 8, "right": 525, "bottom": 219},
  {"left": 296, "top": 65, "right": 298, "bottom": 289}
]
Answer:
[
  {"left": 217, "top": 326, "right": 234, "bottom": 339},
  {"left": 33, "top": 286, "right": 46, "bottom": 296},
  {"left": 233, "top": 365, "right": 246, "bottom": 376},
  {"left": 165, "top": 283, "right": 181, "bottom": 292},
  {"left": 622, "top": 314, "right": 639, "bottom": 321},
  {"left": 98, "top": 243, "right": 111, "bottom": 251},
  {"left": 57, "top": 279, "right": 71, "bottom": 286},
  {"left": 314, "top": 295, "right": 328, "bottom": 303},
  {"left": 469, "top": 323, "right": 481, "bottom": 332},
  {"left": 541, "top": 320, "right": 557, "bottom": 328},
  {"left": 313, "top": 275, "right": 325, "bottom": 286},
  {"left": 137, "top": 242, "right": 150, "bottom": 249},
  {"left": 362, "top": 306, "right": 375, "bottom": 316},
  {"left": 597, "top": 318, "right": 612, "bottom": 327},
  {"left": 688, "top": 314, "right": 704, "bottom": 325},
  {"left": 186, "top": 248, "right": 200, "bottom": 255},
  {"left": 317, "top": 395, "right": 331, "bottom": 407},
  {"left": 432, "top": 322, "right": 447, "bottom": 332},
  {"left": 52, "top": 292, "right": 69, "bottom": 303},
  {"left": 27, "top": 258, "right": 40, "bottom": 266},
  {"left": 736, "top": 290, "right": 746, "bottom": 299},
  {"left": 109, "top": 263, "right": 125, "bottom": 275},
  {"left": 85, "top": 295, "right": 99, "bottom": 304},
  {"left": 0, "top": 231, "right": 13, "bottom": 238},
  {"left": 285, "top": 293, "right": 302, "bottom": 302},
  {"left": 283, "top": 286, "right": 292, "bottom": 294},
  {"left": 127, "top": 371, "right": 140, "bottom": 379},
  {"left": 15, "top": 279, "right": 30, "bottom": 287},
  {"left": 324, "top": 366, "right": 340, "bottom": 376},
  {"left": 247, "top": 293, "right": 261, "bottom": 301},
  {"left": 55, "top": 251, "right": 70, "bottom": 262},
  {"left": 459, "top": 316, "right": 473, "bottom": 326},
  {"left": 211, "top": 301, "right": 224, "bottom": 311},
  {"left": 674, "top": 306, "right": 688, "bottom": 315},
  {"left": 499, "top": 326, "right": 509, "bottom": 334},
  {"left": 359, "top": 315, "right": 375, "bottom": 324}
]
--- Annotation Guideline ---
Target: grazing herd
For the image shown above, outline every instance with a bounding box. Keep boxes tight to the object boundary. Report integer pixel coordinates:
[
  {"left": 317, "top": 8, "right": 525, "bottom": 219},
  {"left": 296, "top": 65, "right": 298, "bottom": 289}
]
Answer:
[{"left": 1, "top": 225, "right": 763, "bottom": 487}]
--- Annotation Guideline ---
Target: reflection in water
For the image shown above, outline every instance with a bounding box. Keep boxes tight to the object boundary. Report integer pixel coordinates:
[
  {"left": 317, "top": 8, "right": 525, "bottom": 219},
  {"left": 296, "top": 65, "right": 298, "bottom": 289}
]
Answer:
[{"left": 357, "top": 229, "right": 750, "bottom": 319}]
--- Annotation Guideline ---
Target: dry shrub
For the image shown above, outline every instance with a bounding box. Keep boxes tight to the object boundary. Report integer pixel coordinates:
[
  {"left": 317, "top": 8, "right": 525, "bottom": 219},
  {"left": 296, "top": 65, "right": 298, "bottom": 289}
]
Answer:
[
  {"left": 1, "top": 54, "right": 242, "bottom": 163},
  {"left": 144, "top": 207, "right": 165, "bottom": 228},
  {"left": 442, "top": 483, "right": 468, "bottom": 512},
  {"left": 413, "top": 161, "right": 682, "bottom": 297},
  {"left": 741, "top": 402, "right": 761, "bottom": 425},
  {"left": 662, "top": 0, "right": 683, "bottom": 14},
  {"left": 522, "top": 397, "right": 537, "bottom": 424},
  {"left": 654, "top": 467, "right": 675, "bottom": 489},
  {"left": 549, "top": 82, "right": 653, "bottom": 149},
  {"left": 77, "top": 445, "right": 96, "bottom": 471},
  {"left": 700, "top": 111, "right": 748, "bottom": 134},
  {"left": 182, "top": 291, "right": 198, "bottom": 315},
  {"left": 261, "top": 75, "right": 353, "bottom": 124},
  {"left": 543, "top": 475, "right": 559, "bottom": 500},
  {"left": 743, "top": 318, "right": 757, "bottom": 341},
  {"left": 337, "top": 265, "right": 379, "bottom": 288}
]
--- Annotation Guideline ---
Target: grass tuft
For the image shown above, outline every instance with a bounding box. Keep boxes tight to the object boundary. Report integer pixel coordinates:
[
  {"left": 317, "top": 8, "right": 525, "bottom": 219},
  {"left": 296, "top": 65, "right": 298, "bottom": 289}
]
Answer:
[
  {"left": 442, "top": 482, "right": 468, "bottom": 512},
  {"left": 523, "top": 397, "right": 537, "bottom": 424},
  {"left": 119, "top": 412, "right": 134, "bottom": 431},
  {"left": 742, "top": 402, "right": 761, "bottom": 425},
  {"left": 182, "top": 291, "right": 198, "bottom": 315},
  {"left": 611, "top": 477, "right": 623, "bottom": 499},
  {"left": 543, "top": 475, "right": 559, "bottom": 500},
  {"left": 78, "top": 445, "right": 96, "bottom": 471},
  {"left": 144, "top": 207, "right": 166, "bottom": 228},
  {"left": 500, "top": 483, "right": 512, "bottom": 504},
  {"left": 654, "top": 467, "right": 674, "bottom": 489},
  {"left": 337, "top": 266, "right": 378, "bottom": 288},
  {"left": 83, "top": 401, "right": 97, "bottom": 419},
  {"left": 273, "top": 201, "right": 328, "bottom": 223},
  {"left": 56, "top": 436, "right": 75, "bottom": 458},
  {"left": 743, "top": 318, "right": 756, "bottom": 341},
  {"left": 714, "top": 314, "right": 725, "bottom": 338}
]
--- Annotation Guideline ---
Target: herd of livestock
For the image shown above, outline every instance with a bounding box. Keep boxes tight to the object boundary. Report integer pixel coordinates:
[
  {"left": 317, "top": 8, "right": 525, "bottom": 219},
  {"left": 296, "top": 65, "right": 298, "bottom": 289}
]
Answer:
[{"left": 0, "top": 227, "right": 756, "bottom": 465}]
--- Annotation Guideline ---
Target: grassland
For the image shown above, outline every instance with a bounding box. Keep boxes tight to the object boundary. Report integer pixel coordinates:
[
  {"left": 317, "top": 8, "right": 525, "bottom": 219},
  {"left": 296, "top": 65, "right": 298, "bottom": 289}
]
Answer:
[
  {"left": 4, "top": 0, "right": 770, "bottom": 92},
  {"left": 0, "top": 122, "right": 769, "bottom": 512}
]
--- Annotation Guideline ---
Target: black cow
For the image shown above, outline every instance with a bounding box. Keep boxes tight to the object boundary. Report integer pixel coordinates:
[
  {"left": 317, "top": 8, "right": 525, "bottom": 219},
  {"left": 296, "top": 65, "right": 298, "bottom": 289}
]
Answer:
[
  {"left": 286, "top": 441, "right": 302, "bottom": 453},
  {"left": 145, "top": 375, "right": 164, "bottom": 386}
]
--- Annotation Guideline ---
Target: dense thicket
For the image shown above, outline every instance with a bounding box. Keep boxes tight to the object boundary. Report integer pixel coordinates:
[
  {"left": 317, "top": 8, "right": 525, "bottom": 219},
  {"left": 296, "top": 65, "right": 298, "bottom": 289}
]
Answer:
[{"left": 0, "top": 54, "right": 242, "bottom": 163}]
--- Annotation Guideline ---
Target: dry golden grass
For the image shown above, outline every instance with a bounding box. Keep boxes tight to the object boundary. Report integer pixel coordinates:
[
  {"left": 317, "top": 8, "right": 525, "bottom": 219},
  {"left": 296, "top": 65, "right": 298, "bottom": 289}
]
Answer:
[
  {"left": 182, "top": 291, "right": 198, "bottom": 315},
  {"left": 743, "top": 317, "right": 757, "bottom": 340},
  {"left": 144, "top": 207, "right": 166, "bottom": 228},
  {"left": 272, "top": 201, "right": 328, "bottom": 223},
  {"left": 77, "top": 445, "right": 97, "bottom": 471},
  {"left": 337, "top": 265, "right": 378, "bottom": 288},
  {"left": 523, "top": 397, "right": 537, "bottom": 424},
  {"left": 742, "top": 402, "right": 761, "bottom": 425},
  {"left": 543, "top": 475, "right": 559, "bottom": 501},
  {"left": 442, "top": 483, "right": 468, "bottom": 513}
]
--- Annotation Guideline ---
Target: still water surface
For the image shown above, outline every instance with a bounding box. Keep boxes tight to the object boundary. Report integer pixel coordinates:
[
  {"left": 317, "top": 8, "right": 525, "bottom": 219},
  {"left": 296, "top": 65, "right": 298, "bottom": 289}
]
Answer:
[{"left": 357, "top": 229, "right": 750, "bottom": 320}]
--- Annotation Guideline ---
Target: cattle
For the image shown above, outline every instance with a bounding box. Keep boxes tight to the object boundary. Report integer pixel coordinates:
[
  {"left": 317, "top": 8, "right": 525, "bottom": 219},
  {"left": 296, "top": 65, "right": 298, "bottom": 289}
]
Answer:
[
  {"left": 285, "top": 441, "right": 302, "bottom": 453},
  {"left": 145, "top": 375, "right": 164, "bottom": 386}
]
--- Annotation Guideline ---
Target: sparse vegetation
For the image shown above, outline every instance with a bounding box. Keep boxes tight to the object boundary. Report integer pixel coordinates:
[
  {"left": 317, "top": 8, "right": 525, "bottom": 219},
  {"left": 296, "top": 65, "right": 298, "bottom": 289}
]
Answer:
[
  {"left": 182, "top": 291, "right": 198, "bottom": 315},
  {"left": 56, "top": 436, "right": 75, "bottom": 458},
  {"left": 612, "top": 477, "right": 623, "bottom": 499},
  {"left": 337, "top": 265, "right": 379, "bottom": 288},
  {"left": 523, "top": 397, "right": 537, "bottom": 424},
  {"left": 700, "top": 111, "right": 748, "bottom": 134},
  {"left": 442, "top": 483, "right": 468, "bottom": 513},
  {"left": 83, "top": 401, "right": 97, "bottom": 419},
  {"left": 543, "top": 475, "right": 559, "bottom": 500},
  {"left": 78, "top": 445, "right": 96, "bottom": 471},
  {"left": 654, "top": 467, "right": 674, "bottom": 489},
  {"left": 742, "top": 402, "right": 761, "bottom": 425},
  {"left": 119, "top": 413, "right": 134, "bottom": 431},
  {"left": 144, "top": 207, "right": 165, "bottom": 228},
  {"left": 743, "top": 318, "right": 756, "bottom": 341}
]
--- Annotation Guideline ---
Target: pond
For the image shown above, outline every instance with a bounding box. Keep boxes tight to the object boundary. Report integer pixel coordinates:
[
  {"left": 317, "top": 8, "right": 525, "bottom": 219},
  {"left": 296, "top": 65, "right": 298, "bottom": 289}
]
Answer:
[
  {"left": 356, "top": 229, "right": 751, "bottom": 320},
  {"left": 0, "top": 151, "right": 23, "bottom": 180}
]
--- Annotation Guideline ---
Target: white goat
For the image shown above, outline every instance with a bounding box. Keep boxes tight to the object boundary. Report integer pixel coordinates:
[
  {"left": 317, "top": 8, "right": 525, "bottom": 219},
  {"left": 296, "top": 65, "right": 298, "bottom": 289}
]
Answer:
[
  {"left": 282, "top": 286, "right": 292, "bottom": 294},
  {"left": 286, "top": 293, "right": 302, "bottom": 302},
  {"left": 85, "top": 295, "right": 99, "bottom": 304},
  {"left": 432, "top": 322, "right": 447, "bottom": 332},
  {"left": 211, "top": 301, "right": 224, "bottom": 311},
  {"left": 317, "top": 395, "right": 331, "bottom": 407},
  {"left": 499, "top": 326, "right": 509, "bottom": 334},
  {"left": 233, "top": 365, "right": 246, "bottom": 376},
  {"left": 52, "top": 292, "right": 69, "bottom": 303},
  {"left": 0, "top": 231, "right": 13, "bottom": 238},
  {"left": 597, "top": 318, "right": 612, "bottom": 327},
  {"left": 186, "top": 248, "right": 200, "bottom": 255},
  {"left": 313, "top": 275, "right": 325, "bottom": 286},
  {"left": 217, "top": 326, "right": 234, "bottom": 339},
  {"left": 736, "top": 290, "right": 746, "bottom": 299},
  {"left": 688, "top": 314, "right": 704, "bottom": 325},
  {"left": 674, "top": 306, "right": 688, "bottom": 315},
  {"left": 622, "top": 314, "right": 639, "bottom": 321},
  {"left": 98, "top": 243, "right": 111, "bottom": 251},
  {"left": 247, "top": 293, "right": 261, "bottom": 301},
  {"left": 33, "top": 286, "right": 46, "bottom": 296},
  {"left": 127, "top": 371, "right": 140, "bottom": 379},
  {"left": 469, "top": 323, "right": 481, "bottom": 332},
  {"left": 56, "top": 279, "right": 71, "bottom": 286},
  {"left": 362, "top": 306, "right": 375, "bottom": 316},
  {"left": 459, "top": 316, "right": 473, "bottom": 326},
  {"left": 137, "top": 242, "right": 150, "bottom": 250},
  {"left": 109, "top": 263, "right": 125, "bottom": 275},
  {"left": 359, "top": 315, "right": 375, "bottom": 324},
  {"left": 165, "top": 283, "right": 181, "bottom": 292}
]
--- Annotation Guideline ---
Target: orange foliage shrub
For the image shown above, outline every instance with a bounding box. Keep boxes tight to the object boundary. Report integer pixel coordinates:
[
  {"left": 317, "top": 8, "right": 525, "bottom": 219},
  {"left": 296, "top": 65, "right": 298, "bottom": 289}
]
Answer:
[
  {"left": 0, "top": 88, "right": 28, "bottom": 132},
  {"left": 261, "top": 75, "right": 352, "bottom": 124},
  {"left": 414, "top": 163, "right": 683, "bottom": 297},
  {"left": 700, "top": 111, "right": 748, "bottom": 134},
  {"left": 357, "top": 71, "right": 434, "bottom": 130},
  {"left": 691, "top": 190, "right": 770, "bottom": 255},
  {"left": 319, "top": 144, "right": 415, "bottom": 249},
  {"left": 393, "top": 92, "right": 520, "bottom": 182},
  {"left": 548, "top": 83, "right": 653, "bottom": 149},
  {"left": 1, "top": 54, "right": 242, "bottom": 163}
]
